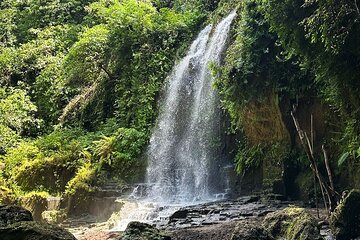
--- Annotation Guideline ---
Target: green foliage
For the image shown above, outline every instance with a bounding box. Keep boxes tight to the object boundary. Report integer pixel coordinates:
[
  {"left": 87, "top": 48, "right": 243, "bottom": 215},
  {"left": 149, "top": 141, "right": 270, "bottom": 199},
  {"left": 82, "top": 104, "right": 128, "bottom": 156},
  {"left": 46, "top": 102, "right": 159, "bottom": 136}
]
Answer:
[
  {"left": 65, "top": 25, "right": 109, "bottom": 87},
  {"left": 65, "top": 162, "right": 95, "bottom": 196},
  {"left": 235, "top": 143, "right": 264, "bottom": 174},
  {"left": 213, "top": 0, "right": 311, "bottom": 131},
  {"left": 260, "top": 0, "right": 360, "bottom": 160},
  {"left": 1, "top": 141, "right": 40, "bottom": 179},
  {"left": 0, "top": 186, "right": 17, "bottom": 204},
  {"left": 0, "top": 0, "right": 17, "bottom": 47},
  {"left": 15, "top": 0, "right": 94, "bottom": 42},
  {"left": 0, "top": 124, "right": 19, "bottom": 154},
  {"left": 94, "top": 136, "right": 116, "bottom": 165},
  {"left": 338, "top": 152, "right": 350, "bottom": 167},
  {"left": 0, "top": 0, "right": 207, "bottom": 200},
  {"left": 55, "top": 0, "right": 204, "bottom": 130},
  {"left": 0, "top": 87, "right": 42, "bottom": 134},
  {"left": 94, "top": 128, "right": 147, "bottom": 182},
  {"left": 12, "top": 142, "right": 84, "bottom": 193},
  {"left": 22, "top": 191, "right": 49, "bottom": 199},
  {"left": 1, "top": 127, "right": 94, "bottom": 194}
]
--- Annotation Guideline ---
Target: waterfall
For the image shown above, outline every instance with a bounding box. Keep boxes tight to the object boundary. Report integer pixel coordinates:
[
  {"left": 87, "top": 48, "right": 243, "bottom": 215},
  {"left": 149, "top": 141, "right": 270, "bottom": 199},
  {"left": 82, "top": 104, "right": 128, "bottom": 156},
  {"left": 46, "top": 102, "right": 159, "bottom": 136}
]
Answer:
[{"left": 147, "top": 11, "right": 237, "bottom": 203}]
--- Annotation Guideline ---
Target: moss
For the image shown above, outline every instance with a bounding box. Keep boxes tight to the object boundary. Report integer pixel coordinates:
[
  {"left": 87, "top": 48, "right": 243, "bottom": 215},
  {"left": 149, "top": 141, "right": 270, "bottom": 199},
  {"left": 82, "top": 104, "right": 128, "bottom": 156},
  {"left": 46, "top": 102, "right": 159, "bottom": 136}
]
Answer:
[
  {"left": 64, "top": 163, "right": 96, "bottom": 216},
  {"left": 65, "top": 163, "right": 95, "bottom": 197},
  {"left": 286, "top": 211, "right": 320, "bottom": 240},
  {"left": 330, "top": 189, "right": 360, "bottom": 240},
  {"left": 13, "top": 153, "right": 79, "bottom": 194},
  {"left": 42, "top": 210, "right": 67, "bottom": 224},
  {"left": 263, "top": 207, "right": 322, "bottom": 240},
  {"left": 122, "top": 222, "right": 171, "bottom": 240}
]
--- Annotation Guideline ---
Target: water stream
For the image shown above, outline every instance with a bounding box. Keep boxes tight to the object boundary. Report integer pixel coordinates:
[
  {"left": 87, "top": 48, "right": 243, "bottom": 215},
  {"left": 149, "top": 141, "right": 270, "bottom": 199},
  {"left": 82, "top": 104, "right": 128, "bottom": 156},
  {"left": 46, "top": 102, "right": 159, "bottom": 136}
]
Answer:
[{"left": 114, "top": 11, "right": 237, "bottom": 231}]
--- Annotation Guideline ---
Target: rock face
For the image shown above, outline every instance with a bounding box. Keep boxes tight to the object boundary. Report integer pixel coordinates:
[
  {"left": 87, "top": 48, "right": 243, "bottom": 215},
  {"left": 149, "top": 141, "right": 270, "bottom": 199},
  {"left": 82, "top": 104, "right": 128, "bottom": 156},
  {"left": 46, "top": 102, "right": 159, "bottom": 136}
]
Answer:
[
  {"left": 21, "top": 193, "right": 48, "bottom": 222},
  {"left": 121, "top": 222, "right": 171, "bottom": 240},
  {"left": 263, "top": 207, "right": 322, "bottom": 240},
  {"left": 0, "top": 205, "right": 33, "bottom": 226},
  {"left": 0, "top": 204, "right": 76, "bottom": 240},
  {"left": 330, "top": 189, "right": 360, "bottom": 240},
  {"left": 0, "top": 221, "right": 76, "bottom": 240}
]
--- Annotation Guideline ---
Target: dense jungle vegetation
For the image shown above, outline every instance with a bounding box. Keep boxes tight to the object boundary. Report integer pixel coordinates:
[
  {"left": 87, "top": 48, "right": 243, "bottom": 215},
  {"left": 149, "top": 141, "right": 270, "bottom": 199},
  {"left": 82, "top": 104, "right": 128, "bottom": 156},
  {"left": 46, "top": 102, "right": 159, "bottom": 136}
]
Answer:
[{"left": 0, "top": 0, "right": 359, "bottom": 206}]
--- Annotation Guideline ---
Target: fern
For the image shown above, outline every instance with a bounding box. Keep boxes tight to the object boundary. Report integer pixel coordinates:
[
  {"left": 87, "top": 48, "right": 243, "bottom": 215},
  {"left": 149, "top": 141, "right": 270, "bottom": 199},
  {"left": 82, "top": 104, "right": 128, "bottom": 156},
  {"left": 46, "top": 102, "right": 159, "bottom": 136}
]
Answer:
[{"left": 338, "top": 152, "right": 350, "bottom": 166}]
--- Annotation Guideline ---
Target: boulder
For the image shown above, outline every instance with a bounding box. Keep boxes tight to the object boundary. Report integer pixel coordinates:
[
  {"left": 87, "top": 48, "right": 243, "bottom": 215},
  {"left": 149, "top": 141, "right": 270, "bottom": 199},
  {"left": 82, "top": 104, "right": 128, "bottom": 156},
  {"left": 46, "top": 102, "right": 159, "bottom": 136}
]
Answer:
[
  {"left": 121, "top": 221, "right": 171, "bottom": 240},
  {"left": 42, "top": 210, "right": 67, "bottom": 224},
  {"left": 263, "top": 207, "right": 322, "bottom": 240},
  {"left": 169, "top": 209, "right": 189, "bottom": 222},
  {"left": 330, "top": 189, "right": 360, "bottom": 240},
  {"left": 0, "top": 221, "right": 76, "bottom": 240},
  {"left": 0, "top": 205, "right": 33, "bottom": 227},
  {"left": 0, "top": 204, "right": 76, "bottom": 240},
  {"left": 231, "top": 222, "right": 269, "bottom": 240}
]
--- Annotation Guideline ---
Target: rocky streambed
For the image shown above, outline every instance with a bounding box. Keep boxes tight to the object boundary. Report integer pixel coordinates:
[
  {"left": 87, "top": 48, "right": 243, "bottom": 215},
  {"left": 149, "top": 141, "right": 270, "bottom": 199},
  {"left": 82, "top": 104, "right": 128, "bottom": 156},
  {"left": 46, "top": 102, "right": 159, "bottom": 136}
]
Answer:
[
  {"left": 66, "top": 195, "right": 336, "bottom": 240},
  {"left": 4, "top": 191, "right": 360, "bottom": 240}
]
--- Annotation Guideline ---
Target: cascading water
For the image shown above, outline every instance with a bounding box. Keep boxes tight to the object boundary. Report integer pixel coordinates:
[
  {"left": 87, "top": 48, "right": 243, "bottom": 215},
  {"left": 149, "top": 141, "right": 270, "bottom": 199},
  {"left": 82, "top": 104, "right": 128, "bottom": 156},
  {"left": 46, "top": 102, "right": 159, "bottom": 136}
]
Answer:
[
  {"left": 113, "top": 11, "right": 236, "bottom": 231},
  {"left": 147, "top": 11, "right": 237, "bottom": 203}
]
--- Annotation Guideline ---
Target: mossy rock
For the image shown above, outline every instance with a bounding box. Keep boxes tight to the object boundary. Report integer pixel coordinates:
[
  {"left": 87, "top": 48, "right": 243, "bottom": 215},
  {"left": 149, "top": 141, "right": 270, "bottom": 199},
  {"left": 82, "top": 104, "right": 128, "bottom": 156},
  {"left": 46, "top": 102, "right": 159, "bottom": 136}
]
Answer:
[
  {"left": 13, "top": 156, "right": 77, "bottom": 194},
  {"left": 231, "top": 222, "right": 269, "bottom": 240},
  {"left": 263, "top": 207, "right": 322, "bottom": 240},
  {"left": 121, "top": 221, "right": 171, "bottom": 240},
  {"left": 21, "top": 192, "right": 48, "bottom": 222},
  {"left": 0, "top": 221, "right": 76, "bottom": 240},
  {"left": 330, "top": 189, "right": 360, "bottom": 240},
  {"left": 42, "top": 210, "right": 67, "bottom": 224}
]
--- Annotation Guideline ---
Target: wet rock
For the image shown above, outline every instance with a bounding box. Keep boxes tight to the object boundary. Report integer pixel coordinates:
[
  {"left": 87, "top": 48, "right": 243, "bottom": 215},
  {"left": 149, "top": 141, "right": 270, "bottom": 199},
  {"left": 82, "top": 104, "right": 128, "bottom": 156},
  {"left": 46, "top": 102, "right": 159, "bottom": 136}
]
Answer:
[
  {"left": 263, "top": 207, "right": 322, "bottom": 240},
  {"left": 0, "top": 221, "right": 76, "bottom": 240},
  {"left": 330, "top": 189, "right": 360, "bottom": 240},
  {"left": 0, "top": 205, "right": 33, "bottom": 227},
  {"left": 164, "top": 199, "right": 282, "bottom": 230},
  {"left": 121, "top": 221, "right": 171, "bottom": 240},
  {"left": 240, "top": 195, "right": 261, "bottom": 204},
  {"left": 169, "top": 210, "right": 189, "bottom": 222}
]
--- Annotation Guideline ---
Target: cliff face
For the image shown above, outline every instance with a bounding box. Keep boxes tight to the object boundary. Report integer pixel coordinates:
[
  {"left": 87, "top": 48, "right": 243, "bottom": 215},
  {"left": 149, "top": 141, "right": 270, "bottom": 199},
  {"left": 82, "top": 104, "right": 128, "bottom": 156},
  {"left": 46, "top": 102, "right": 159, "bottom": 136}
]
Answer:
[{"left": 211, "top": 0, "right": 360, "bottom": 200}]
